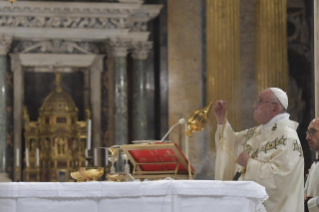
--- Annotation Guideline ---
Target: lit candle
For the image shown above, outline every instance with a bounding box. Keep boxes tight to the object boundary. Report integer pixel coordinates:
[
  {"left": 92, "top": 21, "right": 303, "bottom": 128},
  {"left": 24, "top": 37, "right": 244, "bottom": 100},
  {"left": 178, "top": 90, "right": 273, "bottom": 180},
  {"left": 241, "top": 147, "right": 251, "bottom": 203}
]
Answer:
[
  {"left": 105, "top": 148, "right": 108, "bottom": 166},
  {"left": 16, "top": 148, "right": 19, "bottom": 167},
  {"left": 85, "top": 148, "right": 88, "bottom": 166},
  {"left": 87, "top": 119, "right": 91, "bottom": 150},
  {"left": 36, "top": 148, "right": 39, "bottom": 167},
  {"left": 94, "top": 148, "right": 97, "bottom": 167},
  {"left": 25, "top": 148, "right": 29, "bottom": 167}
]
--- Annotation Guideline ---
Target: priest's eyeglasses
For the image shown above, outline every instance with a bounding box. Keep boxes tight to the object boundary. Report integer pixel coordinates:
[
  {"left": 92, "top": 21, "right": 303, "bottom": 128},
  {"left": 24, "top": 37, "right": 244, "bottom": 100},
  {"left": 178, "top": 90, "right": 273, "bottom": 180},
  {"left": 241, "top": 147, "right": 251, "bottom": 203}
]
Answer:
[
  {"left": 254, "top": 99, "right": 278, "bottom": 106},
  {"left": 306, "top": 129, "right": 318, "bottom": 137}
]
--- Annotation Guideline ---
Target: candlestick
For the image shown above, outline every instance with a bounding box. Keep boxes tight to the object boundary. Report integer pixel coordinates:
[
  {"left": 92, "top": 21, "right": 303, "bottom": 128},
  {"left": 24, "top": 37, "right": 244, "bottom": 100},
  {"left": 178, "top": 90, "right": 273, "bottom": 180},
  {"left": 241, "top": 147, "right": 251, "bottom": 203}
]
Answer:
[
  {"left": 87, "top": 119, "right": 91, "bottom": 150},
  {"left": 85, "top": 149, "right": 88, "bottom": 166},
  {"left": 25, "top": 148, "right": 29, "bottom": 167},
  {"left": 94, "top": 148, "right": 97, "bottom": 167},
  {"left": 105, "top": 148, "right": 108, "bottom": 166},
  {"left": 36, "top": 148, "right": 39, "bottom": 167},
  {"left": 16, "top": 148, "right": 19, "bottom": 167}
]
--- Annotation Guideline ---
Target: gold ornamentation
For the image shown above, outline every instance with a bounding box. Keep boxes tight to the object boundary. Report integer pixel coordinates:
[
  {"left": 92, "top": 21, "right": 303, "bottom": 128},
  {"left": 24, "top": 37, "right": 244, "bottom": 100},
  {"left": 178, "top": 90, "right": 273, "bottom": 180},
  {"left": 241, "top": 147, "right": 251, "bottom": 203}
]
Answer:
[
  {"left": 272, "top": 124, "right": 277, "bottom": 131},
  {"left": 8, "top": 0, "right": 17, "bottom": 5},
  {"left": 23, "top": 73, "right": 89, "bottom": 182},
  {"left": 79, "top": 167, "right": 104, "bottom": 181},
  {"left": 293, "top": 140, "right": 304, "bottom": 157},
  {"left": 250, "top": 136, "right": 287, "bottom": 158},
  {"left": 242, "top": 126, "right": 258, "bottom": 154},
  {"left": 244, "top": 127, "right": 258, "bottom": 141},
  {"left": 184, "top": 101, "right": 213, "bottom": 137}
]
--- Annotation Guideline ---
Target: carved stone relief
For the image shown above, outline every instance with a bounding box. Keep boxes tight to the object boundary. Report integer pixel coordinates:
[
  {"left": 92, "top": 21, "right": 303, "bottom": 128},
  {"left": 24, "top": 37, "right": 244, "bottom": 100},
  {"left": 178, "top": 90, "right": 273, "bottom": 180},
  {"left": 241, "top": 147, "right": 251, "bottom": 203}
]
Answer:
[
  {"left": 0, "top": 35, "right": 12, "bottom": 55},
  {"left": 0, "top": 16, "right": 130, "bottom": 29},
  {"left": 130, "top": 41, "right": 152, "bottom": 59}
]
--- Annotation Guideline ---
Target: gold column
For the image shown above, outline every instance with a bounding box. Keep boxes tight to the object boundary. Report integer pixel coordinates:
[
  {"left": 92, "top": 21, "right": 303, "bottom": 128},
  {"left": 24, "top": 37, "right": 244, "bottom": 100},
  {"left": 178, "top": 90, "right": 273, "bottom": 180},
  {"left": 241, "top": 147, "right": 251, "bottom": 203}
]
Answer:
[
  {"left": 206, "top": 0, "right": 241, "bottom": 135},
  {"left": 255, "top": 0, "right": 288, "bottom": 92}
]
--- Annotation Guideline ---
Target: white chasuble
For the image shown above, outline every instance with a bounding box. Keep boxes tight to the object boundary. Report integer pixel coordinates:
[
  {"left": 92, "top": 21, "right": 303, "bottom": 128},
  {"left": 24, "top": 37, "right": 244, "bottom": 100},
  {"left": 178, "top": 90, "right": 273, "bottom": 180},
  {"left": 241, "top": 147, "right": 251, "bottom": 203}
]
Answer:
[
  {"left": 215, "top": 118, "right": 304, "bottom": 212},
  {"left": 305, "top": 161, "right": 319, "bottom": 212}
]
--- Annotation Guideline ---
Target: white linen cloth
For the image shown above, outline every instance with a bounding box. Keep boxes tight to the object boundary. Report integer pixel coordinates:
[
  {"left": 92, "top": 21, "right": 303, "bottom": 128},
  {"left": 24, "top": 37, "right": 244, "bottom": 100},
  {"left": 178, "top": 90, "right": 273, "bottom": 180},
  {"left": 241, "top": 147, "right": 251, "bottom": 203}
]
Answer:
[{"left": 0, "top": 180, "right": 268, "bottom": 212}]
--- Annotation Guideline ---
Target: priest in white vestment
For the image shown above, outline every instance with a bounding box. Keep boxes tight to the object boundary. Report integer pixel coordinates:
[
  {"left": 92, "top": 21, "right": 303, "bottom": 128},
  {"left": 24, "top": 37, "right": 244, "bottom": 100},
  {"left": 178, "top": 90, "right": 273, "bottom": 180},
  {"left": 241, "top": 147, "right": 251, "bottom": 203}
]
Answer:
[
  {"left": 304, "top": 117, "right": 319, "bottom": 212},
  {"left": 214, "top": 88, "right": 304, "bottom": 212}
]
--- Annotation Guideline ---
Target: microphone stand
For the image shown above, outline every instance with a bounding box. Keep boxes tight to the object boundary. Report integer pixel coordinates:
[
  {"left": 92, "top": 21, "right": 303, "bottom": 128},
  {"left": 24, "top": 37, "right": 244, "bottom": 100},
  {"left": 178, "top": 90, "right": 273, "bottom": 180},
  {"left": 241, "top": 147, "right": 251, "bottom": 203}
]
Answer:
[{"left": 160, "top": 118, "right": 186, "bottom": 142}]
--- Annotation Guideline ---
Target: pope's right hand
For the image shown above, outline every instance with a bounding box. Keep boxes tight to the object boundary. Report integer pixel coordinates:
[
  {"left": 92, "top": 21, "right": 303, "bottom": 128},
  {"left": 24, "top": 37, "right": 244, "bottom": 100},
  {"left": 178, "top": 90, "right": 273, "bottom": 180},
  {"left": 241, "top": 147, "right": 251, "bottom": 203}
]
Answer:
[{"left": 213, "top": 100, "right": 227, "bottom": 124}]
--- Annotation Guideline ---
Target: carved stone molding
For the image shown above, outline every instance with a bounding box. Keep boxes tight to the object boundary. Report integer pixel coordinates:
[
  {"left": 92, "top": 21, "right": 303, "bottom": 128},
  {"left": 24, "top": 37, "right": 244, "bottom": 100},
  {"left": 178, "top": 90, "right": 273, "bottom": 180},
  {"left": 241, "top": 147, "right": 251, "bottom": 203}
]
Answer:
[
  {"left": 131, "top": 41, "right": 152, "bottom": 60},
  {"left": 0, "top": 16, "right": 130, "bottom": 29},
  {"left": 0, "top": 35, "right": 12, "bottom": 55},
  {"left": 107, "top": 38, "right": 131, "bottom": 57},
  {"left": 0, "top": 2, "right": 162, "bottom": 35},
  {"left": 12, "top": 40, "right": 100, "bottom": 54}
]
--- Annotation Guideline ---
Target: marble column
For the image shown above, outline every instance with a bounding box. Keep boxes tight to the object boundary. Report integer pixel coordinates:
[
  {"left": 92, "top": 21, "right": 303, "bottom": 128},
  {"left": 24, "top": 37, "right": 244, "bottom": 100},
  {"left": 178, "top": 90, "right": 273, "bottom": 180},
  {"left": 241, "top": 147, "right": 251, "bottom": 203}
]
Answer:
[
  {"left": 108, "top": 39, "right": 130, "bottom": 172},
  {"left": 131, "top": 41, "right": 152, "bottom": 141},
  {"left": 108, "top": 39, "right": 130, "bottom": 146},
  {"left": 0, "top": 36, "right": 12, "bottom": 181}
]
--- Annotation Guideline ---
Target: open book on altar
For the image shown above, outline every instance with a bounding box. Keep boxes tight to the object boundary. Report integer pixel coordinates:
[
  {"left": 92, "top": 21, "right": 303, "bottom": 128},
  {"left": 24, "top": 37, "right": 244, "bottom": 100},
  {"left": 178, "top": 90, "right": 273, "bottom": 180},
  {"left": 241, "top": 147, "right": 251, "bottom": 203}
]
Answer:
[{"left": 119, "top": 142, "right": 195, "bottom": 180}]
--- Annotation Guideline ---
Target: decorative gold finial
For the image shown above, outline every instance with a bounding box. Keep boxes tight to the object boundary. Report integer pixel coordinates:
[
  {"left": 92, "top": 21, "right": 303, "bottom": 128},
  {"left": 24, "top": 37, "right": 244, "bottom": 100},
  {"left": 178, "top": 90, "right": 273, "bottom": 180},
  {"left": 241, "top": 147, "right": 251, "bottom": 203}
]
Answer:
[
  {"left": 55, "top": 72, "right": 62, "bottom": 93},
  {"left": 184, "top": 101, "right": 214, "bottom": 137},
  {"left": 23, "top": 106, "right": 30, "bottom": 123},
  {"left": 8, "top": 0, "right": 17, "bottom": 5},
  {"left": 85, "top": 108, "right": 91, "bottom": 121}
]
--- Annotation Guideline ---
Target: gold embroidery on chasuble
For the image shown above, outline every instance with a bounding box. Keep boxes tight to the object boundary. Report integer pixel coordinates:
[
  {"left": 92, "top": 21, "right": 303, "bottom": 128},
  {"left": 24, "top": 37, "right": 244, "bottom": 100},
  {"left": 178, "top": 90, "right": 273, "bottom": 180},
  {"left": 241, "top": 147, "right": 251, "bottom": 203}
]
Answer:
[
  {"left": 242, "top": 126, "right": 258, "bottom": 154},
  {"left": 293, "top": 140, "right": 304, "bottom": 157},
  {"left": 251, "top": 136, "right": 287, "bottom": 158}
]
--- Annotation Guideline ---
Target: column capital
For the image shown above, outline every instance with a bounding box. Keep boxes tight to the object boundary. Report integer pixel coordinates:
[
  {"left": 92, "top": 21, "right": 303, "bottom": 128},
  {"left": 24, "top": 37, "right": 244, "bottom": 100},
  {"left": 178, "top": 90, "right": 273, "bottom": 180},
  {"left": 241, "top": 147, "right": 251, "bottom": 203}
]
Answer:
[
  {"left": 0, "top": 36, "right": 12, "bottom": 55},
  {"left": 131, "top": 41, "right": 153, "bottom": 60},
  {"left": 107, "top": 38, "right": 131, "bottom": 58}
]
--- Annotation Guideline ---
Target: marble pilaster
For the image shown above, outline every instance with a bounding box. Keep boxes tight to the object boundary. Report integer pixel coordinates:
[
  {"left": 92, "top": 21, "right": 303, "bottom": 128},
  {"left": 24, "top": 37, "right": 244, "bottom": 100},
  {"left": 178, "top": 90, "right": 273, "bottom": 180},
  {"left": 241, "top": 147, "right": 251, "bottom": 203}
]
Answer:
[
  {"left": 131, "top": 41, "right": 152, "bottom": 140},
  {"left": 10, "top": 54, "right": 23, "bottom": 182},
  {"left": 0, "top": 36, "right": 12, "bottom": 181},
  {"left": 315, "top": 0, "right": 319, "bottom": 117},
  {"left": 90, "top": 56, "right": 103, "bottom": 167},
  {"left": 168, "top": 0, "right": 204, "bottom": 177}
]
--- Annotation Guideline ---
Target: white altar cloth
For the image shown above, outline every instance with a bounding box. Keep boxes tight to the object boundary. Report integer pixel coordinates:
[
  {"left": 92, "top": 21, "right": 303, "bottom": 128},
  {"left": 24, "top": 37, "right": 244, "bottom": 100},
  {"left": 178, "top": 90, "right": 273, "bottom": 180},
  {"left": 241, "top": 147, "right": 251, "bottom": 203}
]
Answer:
[{"left": 0, "top": 180, "right": 268, "bottom": 212}]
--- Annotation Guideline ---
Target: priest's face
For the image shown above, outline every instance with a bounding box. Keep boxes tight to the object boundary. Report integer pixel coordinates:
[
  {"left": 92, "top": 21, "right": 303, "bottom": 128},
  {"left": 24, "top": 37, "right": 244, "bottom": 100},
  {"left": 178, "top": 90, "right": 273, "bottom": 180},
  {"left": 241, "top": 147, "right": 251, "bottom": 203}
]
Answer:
[
  {"left": 253, "top": 89, "right": 278, "bottom": 124},
  {"left": 306, "top": 118, "right": 319, "bottom": 152}
]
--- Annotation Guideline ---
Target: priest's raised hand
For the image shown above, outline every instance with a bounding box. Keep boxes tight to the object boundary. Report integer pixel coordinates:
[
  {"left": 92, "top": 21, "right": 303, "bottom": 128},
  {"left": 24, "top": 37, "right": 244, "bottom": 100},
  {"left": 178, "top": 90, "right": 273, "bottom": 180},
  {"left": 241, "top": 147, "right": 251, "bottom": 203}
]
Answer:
[{"left": 213, "top": 100, "right": 227, "bottom": 124}]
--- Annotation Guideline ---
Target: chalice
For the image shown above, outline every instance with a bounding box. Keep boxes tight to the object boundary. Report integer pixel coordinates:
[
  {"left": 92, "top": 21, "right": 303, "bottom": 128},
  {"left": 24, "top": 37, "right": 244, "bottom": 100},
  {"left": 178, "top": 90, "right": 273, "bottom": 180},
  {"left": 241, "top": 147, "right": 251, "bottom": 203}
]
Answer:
[
  {"left": 70, "top": 170, "right": 85, "bottom": 182},
  {"left": 108, "top": 156, "right": 118, "bottom": 174},
  {"left": 108, "top": 148, "right": 119, "bottom": 174},
  {"left": 79, "top": 167, "right": 104, "bottom": 181}
]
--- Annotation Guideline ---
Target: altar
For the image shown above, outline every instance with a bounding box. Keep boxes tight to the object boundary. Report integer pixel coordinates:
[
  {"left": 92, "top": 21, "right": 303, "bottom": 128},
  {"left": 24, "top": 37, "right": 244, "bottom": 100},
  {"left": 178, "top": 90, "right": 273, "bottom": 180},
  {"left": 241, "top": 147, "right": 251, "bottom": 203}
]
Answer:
[{"left": 0, "top": 180, "right": 268, "bottom": 212}]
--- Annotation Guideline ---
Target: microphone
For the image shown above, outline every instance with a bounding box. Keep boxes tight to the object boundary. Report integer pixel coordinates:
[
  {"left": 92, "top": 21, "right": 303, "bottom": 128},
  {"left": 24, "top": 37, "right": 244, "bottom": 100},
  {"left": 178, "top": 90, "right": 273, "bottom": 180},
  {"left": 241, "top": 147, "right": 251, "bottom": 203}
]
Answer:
[{"left": 160, "top": 118, "right": 186, "bottom": 142}]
